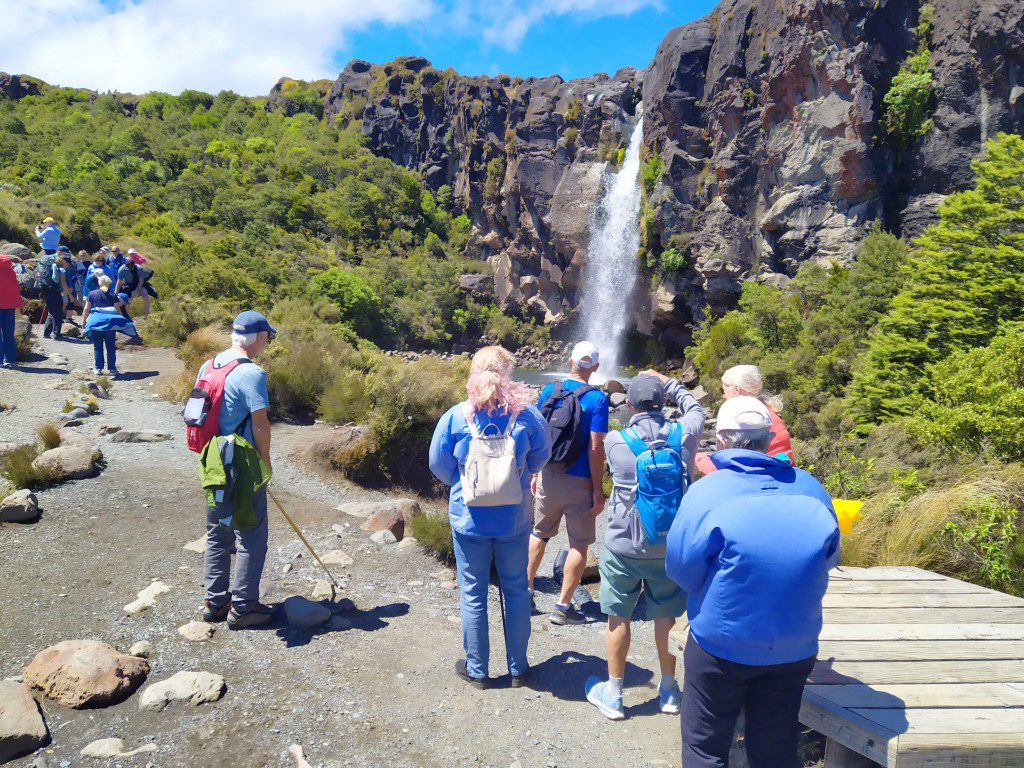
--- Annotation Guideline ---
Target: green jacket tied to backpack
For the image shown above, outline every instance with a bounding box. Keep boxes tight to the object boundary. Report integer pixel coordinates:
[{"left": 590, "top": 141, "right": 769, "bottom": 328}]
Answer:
[{"left": 198, "top": 434, "right": 271, "bottom": 531}]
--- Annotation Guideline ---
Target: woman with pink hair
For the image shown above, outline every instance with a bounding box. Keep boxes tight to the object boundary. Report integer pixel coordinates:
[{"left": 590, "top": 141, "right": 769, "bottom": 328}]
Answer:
[{"left": 429, "top": 346, "right": 551, "bottom": 690}]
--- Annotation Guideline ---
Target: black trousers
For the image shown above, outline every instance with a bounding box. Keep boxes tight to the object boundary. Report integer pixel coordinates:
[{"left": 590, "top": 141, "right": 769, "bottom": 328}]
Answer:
[
  {"left": 42, "top": 288, "right": 65, "bottom": 338},
  {"left": 681, "top": 634, "right": 816, "bottom": 768}
]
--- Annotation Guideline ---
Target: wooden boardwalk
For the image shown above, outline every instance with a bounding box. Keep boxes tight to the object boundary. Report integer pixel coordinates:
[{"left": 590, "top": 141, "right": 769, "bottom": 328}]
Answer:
[{"left": 670, "top": 566, "right": 1024, "bottom": 767}]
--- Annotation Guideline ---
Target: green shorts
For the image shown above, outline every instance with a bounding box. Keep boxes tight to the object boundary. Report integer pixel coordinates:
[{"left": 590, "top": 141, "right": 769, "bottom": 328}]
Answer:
[{"left": 599, "top": 548, "right": 686, "bottom": 620}]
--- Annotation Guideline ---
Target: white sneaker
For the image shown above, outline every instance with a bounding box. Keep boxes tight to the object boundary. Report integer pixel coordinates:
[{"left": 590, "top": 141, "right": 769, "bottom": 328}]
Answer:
[
  {"left": 659, "top": 680, "right": 682, "bottom": 714},
  {"left": 91, "top": 367, "right": 101, "bottom": 375},
  {"left": 585, "top": 676, "right": 625, "bottom": 720}
]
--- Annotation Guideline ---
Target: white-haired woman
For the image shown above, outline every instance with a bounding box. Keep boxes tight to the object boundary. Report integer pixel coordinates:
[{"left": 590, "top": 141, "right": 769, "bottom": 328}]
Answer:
[
  {"left": 429, "top": 346, "right": 552, "bottom": 690},
  {"left": 695, "top": 364, "right": 793, "bottom": 475},
  {"left": 82, "top": 274, "right": 131, "bottom": 376}
]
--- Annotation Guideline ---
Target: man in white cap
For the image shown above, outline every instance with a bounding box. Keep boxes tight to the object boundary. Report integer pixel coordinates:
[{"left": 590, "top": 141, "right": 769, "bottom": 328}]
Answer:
[
  {"left": 528, "top": 340, "right": 609, "bottom": 625},
  {"left": 666, "top": 396, "right": 840, "bottom": 768}
]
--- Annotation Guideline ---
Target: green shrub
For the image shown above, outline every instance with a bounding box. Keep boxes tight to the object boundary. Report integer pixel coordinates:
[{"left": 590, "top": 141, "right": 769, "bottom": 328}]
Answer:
[
  {"left": 0, "top": 444, "right": 52, "bottom": 489},
  {"left": 882, "top": 49, "right": 935, "bottom": 142},
  {"left": 310, "top": 268, "right": 381, "bottom": 338},
  {"left": 484, "top": 157, "right": 506, "bottom": 202},
  {"left": 641, "top": 153, "right": 663, "bottom": 194},
  {"left": 410, "top": 512, "right": 455, "bottom": 565},
  {"left": 658, "top": 247, "right": 686, "bottom": 274}
]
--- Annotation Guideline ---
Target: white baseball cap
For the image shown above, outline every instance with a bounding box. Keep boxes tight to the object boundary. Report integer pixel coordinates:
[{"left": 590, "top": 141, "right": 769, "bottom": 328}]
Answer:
[
  {"left": 716, "top": 396, "right": 772, "bottom": 432},
  {"left": 571, "top": 341, "right": 599, "bottom": 369}
]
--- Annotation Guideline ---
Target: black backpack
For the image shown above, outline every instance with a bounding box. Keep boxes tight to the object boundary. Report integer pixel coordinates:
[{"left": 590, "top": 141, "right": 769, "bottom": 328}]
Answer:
[
  {"left": 33, "top": 252, "right": 58, "bottom": 290},
  {"left": 539, "top": 382, "right": 596, "bottom": 466}
]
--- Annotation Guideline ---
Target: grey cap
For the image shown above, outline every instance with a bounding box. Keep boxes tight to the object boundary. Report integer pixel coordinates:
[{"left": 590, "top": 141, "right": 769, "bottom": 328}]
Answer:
[{"left": 626, "top": 374, "right": 665, "bottom": 409}]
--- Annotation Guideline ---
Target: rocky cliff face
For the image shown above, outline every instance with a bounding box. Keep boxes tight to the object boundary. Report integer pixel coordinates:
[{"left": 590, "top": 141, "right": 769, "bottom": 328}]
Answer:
[{"left": 326, "top": 0, "right": 1024, "bottom": 351}]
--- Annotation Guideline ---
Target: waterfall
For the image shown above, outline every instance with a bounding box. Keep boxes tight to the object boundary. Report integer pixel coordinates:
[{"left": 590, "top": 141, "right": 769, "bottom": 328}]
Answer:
[{"left": 580, "top": 112, "right": 644, "bottom": 379}]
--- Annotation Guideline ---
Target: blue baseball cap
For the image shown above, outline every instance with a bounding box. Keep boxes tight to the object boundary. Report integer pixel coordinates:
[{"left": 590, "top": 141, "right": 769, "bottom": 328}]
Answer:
[{"left": 232, "top": 310, "right": 276, "bottom": 336}]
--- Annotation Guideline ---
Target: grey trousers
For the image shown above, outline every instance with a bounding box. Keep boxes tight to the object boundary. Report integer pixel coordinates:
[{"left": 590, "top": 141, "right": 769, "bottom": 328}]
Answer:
[{"left": 203, "top": 487, "right": 268, "bottom": 610}]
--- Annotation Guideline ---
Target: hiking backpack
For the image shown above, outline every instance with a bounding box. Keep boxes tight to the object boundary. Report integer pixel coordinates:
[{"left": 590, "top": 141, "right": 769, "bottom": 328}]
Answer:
[
  {"left": 620, "top": 423, "right": 688, "bottom": 546},
  {"left": 459, "top": 403, "right": 523, "bottom": 507},
  {"left": 183, "top": 357, "right": 252, "bottom": 453},
  {"left": 33, "top": 252, "right": 58, "bottom": 290},
  {"left": 538, "top": 382, "right": 596, "bottom": 465}
]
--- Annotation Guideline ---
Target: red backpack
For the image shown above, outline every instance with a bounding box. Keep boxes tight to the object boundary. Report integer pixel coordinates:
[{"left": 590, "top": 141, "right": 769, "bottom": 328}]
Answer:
[{"left": 184, "top": 357, "right": 251, "bottom": 453}]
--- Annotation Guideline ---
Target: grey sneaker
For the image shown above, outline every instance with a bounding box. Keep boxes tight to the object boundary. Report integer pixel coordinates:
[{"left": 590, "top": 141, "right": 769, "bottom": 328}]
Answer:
[
  {"left": 227, "top": 602, "right": 276, "bottom": 630},
  {"left": 550, "top": 603, "right": 585, "bottom": 626}
]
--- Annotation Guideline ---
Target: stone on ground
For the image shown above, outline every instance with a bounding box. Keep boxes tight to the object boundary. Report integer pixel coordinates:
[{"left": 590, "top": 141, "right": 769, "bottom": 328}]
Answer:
[
  {"left": 311, "top": 580, "right": 336, "bottom": 601},
  {"left": 328, "top": 615, "right": 353, "bottom": 631},
  {"left": 396, "top": 536, "right": 419, "bottom": 552},
  {"left": 138, "top": 671, "right": 226, "bottom": 712},
  {"left": 177, "top": 621, "right": 215, "bottom": 642},
  {"left": 98, "top": 424, "right": 121, "bottom": 435},
  {"left": 23, "top": 640, "right": 149, "bottom": 709},
  {"left": 338, "top": 498, "right": 419, "bottom": 522},
  {"left": 609, "top": 392, "right": 627, "bottom": 408},
  {"left": 1, "top": 489, "right": 39, "bottom": 523},
  {"left": 0, "top": 681, "right": 49, "bottom": 763},
  {"left": 123, "top": 580, "right": 172, "bottom": 615},
  {"left": 321, "top": 550, "right": 353, "bottom": 567},
  {"left": 370, "top": 529, "right": 397, "bottom": 546},
  {"left": 128, "top": 641, "right": 154, "bottom": 659},
  {"left": 182, "top": 535, "right": 206, "bottom": 553},
  {"left": 354, "top": 499, "right": 422, "bottom": 542},
  {"left": 109, "top": 430, "right": 171, "bottom": 443},
  {"left": 31, "top": 431, "right": 102, "bottom": 482},
  {"left": 284, "top": 596, "right": 331, "bottom": 628},
  {"left": 80, "top": 738, "right": 157, "bottom": 758}
]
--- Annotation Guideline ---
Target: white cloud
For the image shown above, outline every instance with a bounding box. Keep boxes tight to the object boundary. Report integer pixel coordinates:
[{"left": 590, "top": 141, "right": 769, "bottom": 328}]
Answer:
[{"left": 1, "top": 0, "right": 434, "bottom": 95}]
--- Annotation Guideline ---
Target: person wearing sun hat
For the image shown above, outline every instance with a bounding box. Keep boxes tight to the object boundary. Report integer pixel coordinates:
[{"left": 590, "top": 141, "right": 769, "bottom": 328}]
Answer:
[
  {"left": 34, "top": 217, "right": 60, "bottom": 254},
  {"left": 115, "top": 248, "right": 151, "bottom": 315},
  {"left": 194, "top": 310, "right": 277, "bottom": 630},
  {"left": 666, "top": 396, "right": 840, "bottom": 768}
]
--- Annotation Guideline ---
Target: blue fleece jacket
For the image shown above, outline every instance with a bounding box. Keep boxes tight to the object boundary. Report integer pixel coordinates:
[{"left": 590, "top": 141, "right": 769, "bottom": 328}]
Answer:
[
  {"left": 666, "top": 449, "right": 840, "bottom": 666},
  {"left": 429, "top": 403, "right": 551, "bottom": 538},
  {"left": 36, "top": 225, "right": 61, "bottom": 251}
]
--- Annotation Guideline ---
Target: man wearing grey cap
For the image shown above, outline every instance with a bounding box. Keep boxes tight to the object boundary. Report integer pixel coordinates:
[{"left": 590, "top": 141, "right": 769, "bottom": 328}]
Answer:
[{"left": 585, "top": 370, "right": 705, "bottom": 720}]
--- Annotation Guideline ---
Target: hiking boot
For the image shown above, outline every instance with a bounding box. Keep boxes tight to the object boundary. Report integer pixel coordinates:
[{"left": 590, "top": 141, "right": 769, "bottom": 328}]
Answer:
[
  {"left": 227, "top": 602, "right": 276, "bottom": 630},
  {"left": 90, "top": 367, "right": 102, "bottom": 376},
  {"left": 455, "top": 659, "right": 488, "bottom": 690},
  {"left": 659, "top": 680, "right": 682, "bottom": 714},
  {"left": 510, "top": 669, "right": 530, "bottom": 689},
  {"left": 585, "top": 676, "right": 625, "bottom": 720},
  {"left": 107, "top": 368, "right": 121, "bottom": 377},
  {"left": 550, "top": 603, "right": 585, "bottom": 626},
  {"left": 528, "top": 589, "right": 538, "bottom": 615},
  {"left": 202, "top": 599, "right": 230, "bottom": 623}
]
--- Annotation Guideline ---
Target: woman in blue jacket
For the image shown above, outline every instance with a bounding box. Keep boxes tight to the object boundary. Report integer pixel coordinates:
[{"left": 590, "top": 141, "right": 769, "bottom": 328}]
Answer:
[{"left": 429, "top": 346, "right": 551, "bottom": 689}]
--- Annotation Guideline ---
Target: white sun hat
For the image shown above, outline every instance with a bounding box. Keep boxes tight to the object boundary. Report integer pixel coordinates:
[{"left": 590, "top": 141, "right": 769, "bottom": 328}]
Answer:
[{"left": 571, "top": 341, "right": 600, "bottom": 369}]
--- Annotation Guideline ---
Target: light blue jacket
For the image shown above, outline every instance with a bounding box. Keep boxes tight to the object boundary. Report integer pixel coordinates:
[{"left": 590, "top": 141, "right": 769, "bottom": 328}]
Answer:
[
  {"left": 429, "top": 403, "right": 551, "bottom": 538},
  {"left": 36, "top": 225, "right": 60, "bottom": 251},
  {"left": 666, "top": 449, "right": 840, "bottom": 666}
]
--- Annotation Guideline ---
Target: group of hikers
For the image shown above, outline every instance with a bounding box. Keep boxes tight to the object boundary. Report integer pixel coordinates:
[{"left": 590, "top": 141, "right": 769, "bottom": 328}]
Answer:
[
  {"left": 0, "top": 216, "right": 154, "bottom": 374},
  {"left": 187, "top": 308, "right": 839, "bottom": 768}
]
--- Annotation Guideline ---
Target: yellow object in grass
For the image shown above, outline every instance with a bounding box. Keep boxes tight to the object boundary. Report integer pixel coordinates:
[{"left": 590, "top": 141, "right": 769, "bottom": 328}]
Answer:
[{"left": 832, "top": 498, "right": 864, "bottom": 535}]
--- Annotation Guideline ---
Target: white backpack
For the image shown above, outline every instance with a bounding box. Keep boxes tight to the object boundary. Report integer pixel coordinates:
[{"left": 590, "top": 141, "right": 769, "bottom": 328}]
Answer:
[{"left": 459, "top": 403, "right": 523, "bottom": 507}]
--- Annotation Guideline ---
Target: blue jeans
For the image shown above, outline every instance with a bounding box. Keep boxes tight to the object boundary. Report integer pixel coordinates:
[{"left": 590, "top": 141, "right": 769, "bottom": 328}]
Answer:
[
  {"left": 91, "top": 330, "right": 116, "bottom": 370},
  {"left": 204, "top": 487, "right": 268, "bottom": 610},
  {"left": 0, "top": 308, "right": 15, "bottom": 366},
  {"left": 452, "top": 528, "right": 531, "bottom": 678}
]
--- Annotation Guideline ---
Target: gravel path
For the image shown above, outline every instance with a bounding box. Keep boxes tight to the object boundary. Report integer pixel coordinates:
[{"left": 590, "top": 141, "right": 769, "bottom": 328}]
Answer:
[{"left": 0, "top": 334, "right": 684, "bottom": 768}]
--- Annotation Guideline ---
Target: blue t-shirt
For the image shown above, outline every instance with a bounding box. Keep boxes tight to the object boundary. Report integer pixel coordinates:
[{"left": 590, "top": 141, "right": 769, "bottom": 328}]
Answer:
[
  {"left": 195, "top": 350, "right": 269, "bottom": 443},
  {"left": 538, "top": 379, "right": 610, "bottom": 478},
  {"left": 87, "top": 288, "right": 117, "bottom": 309}
]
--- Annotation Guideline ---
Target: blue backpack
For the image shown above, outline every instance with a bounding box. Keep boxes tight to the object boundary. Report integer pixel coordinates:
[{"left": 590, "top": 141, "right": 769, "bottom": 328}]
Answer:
[{"left": 620, "top": 423, "right": 687, "bottom": 545}]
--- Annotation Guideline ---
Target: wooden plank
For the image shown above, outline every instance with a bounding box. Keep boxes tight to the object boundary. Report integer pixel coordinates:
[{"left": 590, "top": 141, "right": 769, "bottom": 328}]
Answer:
[
  {"left": 822, "top": 607, "right": 1024, "bottom": 624},
  {"left": 807, "top": 683, "right": 1024, "bottom": 709},
  {"left": 822, "top": 592, "right": 1023, "bottom": 608},
  {"left": 854, "top": 707, "right": 1024, "bottom": 734},
  {"left": 824, "top": 739, "right": 880, "bottom": 768},
  {"left": 895, "top": 733, "right": 1024, "bottom": 768},
  {"left": 809, "top": 660, "right": 1024, "bottom": 685},
  {"left": 831, "top": 567, "right": 946, "bottom": 581},
  {"left": 800, "top": 689, "right": 898, "bottom": 767},
  {"left": 819, "top": 623, "right": 1024, "bottom": 641},
  {"left": 817, "top": 640, "right": 1024, "bottom": 661},
  {"left": 827, "top": 580, "right": 991, "bottom": 595}
]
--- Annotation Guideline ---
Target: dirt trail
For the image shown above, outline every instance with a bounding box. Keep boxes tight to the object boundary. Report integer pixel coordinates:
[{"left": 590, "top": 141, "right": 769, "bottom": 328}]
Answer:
[{"left": 0, "top": 336, "right": 682, "bottom": 768}]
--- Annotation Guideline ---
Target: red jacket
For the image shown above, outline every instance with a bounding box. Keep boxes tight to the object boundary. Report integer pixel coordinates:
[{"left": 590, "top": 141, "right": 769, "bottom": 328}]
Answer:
[
  {"left": 0, "top": 256, "right": 23, "bottom": 310},
  {"left": 695, "top": 406, "right": 794, "bottom": 476}
]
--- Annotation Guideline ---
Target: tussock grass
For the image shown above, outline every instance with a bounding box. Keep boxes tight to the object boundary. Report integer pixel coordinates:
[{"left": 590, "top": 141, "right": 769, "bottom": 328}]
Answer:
[
  {"left": 94, "top": 375, "right": 112, "bottom": 393},
  {"left": 36, "top": 422, "right": 61, "bottom": 450},
  {"left": 84, "top": 396, "right": 99, "bottom": 413},
  {"left": 0, "top": 444, "right": 53, "bottom": 489},
  {"left": 159, "top": 324, "right": 230, "bottom": 404},
  {"left": 411, "top": 512, "right": 455, "bottom": 566}
]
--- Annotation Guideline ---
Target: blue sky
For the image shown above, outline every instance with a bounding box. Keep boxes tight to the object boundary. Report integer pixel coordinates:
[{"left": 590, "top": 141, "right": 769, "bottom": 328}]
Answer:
[{"left": 6, "top": 1, "right": 719, "bottom": 95}]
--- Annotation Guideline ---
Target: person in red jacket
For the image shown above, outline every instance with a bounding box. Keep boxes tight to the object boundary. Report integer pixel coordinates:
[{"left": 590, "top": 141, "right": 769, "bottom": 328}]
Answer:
[
  {"left": 694, "top": 365, "right": 793, "bottom": 475},
  {"left": 0, "top": 254, "right": 24, "bottom": 369}
]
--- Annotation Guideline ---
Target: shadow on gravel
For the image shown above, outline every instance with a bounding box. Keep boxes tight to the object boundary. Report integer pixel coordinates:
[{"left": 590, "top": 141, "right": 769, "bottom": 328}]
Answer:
[
  {"left": 14, "top": 366, "right": 69, "bottom": 375},
  {"left": 524, "top": 651, "right": 654, "bottom": 703},
  {"left": 114, "top": 370, "right": 160, "bottom": 381},
  {"left": 274, "top": 600, "right": 410, "bottom": 649}
]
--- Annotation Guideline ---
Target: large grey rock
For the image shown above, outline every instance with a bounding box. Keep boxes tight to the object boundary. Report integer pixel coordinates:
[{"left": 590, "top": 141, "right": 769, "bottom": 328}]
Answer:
[
  {"left": 0, "top": 681, "right": 48, "bottom": 762},
  {"left": 283, "top": 596, "right": 331, "bottom": 628},
  {"left": 0, "top": 489, "right": 38, "bottom": 522},
  {"left": 0, "top": 243, "right": 31, "bottom": 262},
  {"left": 31, "top": 432, "right": 102, "bottom": 482},
  {"left": 23, "top": 640, "right": 150, "bottom": 708},
  {"left": 138, "top": 671, "right": 226, "bottom": 712}
]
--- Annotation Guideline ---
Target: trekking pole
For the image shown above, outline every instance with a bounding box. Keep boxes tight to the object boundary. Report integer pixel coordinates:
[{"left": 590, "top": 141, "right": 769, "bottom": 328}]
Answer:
[{"left": 267, "top": 488, "right": 340, "bottom": 588}]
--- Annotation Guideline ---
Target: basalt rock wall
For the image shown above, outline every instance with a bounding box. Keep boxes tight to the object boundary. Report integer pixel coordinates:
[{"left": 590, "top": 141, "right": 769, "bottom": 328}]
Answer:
[{"left": 325, "top": 0, "right": 1024, "bottom": 351}]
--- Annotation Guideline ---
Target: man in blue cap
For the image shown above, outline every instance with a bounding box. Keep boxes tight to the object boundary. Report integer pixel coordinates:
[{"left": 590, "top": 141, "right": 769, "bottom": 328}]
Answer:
[{"left": 195, "top": 310, "right": 277, "bottom": 629}]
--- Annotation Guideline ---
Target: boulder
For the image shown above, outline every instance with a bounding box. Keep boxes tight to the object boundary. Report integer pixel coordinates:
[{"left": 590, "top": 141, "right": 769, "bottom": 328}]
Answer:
[
  {"left": 23, "top": 640, "right": 150, "bottom": 708},
  {"left": 370, "top": 529, "right": 398, "bottom": 546},
  {"left": 458, "top": 273, "right": 492, "bottom": 296},
  {"left": 310, "top": 580, "right": 336, "bottom": 601},
  {"left": 109, "top": 430, "right": 171, "bottom": 443},
  {"left": 604, "top": 379, "right": 626, "bottom": 395},
  {"left": 0, "top": 489, "right": 39, "bottom": 522},
  {"left": 609, "top": 392, "right": 627, "bottom": 409},
  {"left": 138, "top": 671, "right": 226, "bottom": 712},
  {"left": 353, "top": 499, "right": 422, "bottom": 542},
  {"left": 0, "top": 243, "right": 32, "bottom": 261},
  {"left": 177, "top": 622, "right": 215, "bottom": 643},
  {"left": 128, "top": 641, "right": 154, "bottom": 659},
  {"left": 283, "top": 596, "right": 331, "bottom": 628},
  {"left": 0, "top": 681, "right": 49, "bottom": 763},
  {"left": 338, "top": 498, "right": 420, "bottom": 521},
  {"left": 31, "top": 434, "right": 102, "bottom": 482}
]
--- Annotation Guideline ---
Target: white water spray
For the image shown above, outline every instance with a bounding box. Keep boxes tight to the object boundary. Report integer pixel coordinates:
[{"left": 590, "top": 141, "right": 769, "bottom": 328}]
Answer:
[{"left": 580, "top": 112, "right": 644, "bottom": 379}]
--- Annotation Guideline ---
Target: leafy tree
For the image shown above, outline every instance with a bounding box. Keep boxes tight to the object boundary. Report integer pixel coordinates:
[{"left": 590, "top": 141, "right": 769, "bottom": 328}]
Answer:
[{"left": 310, "top": 267, "right": 382, "bottom": 337}]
